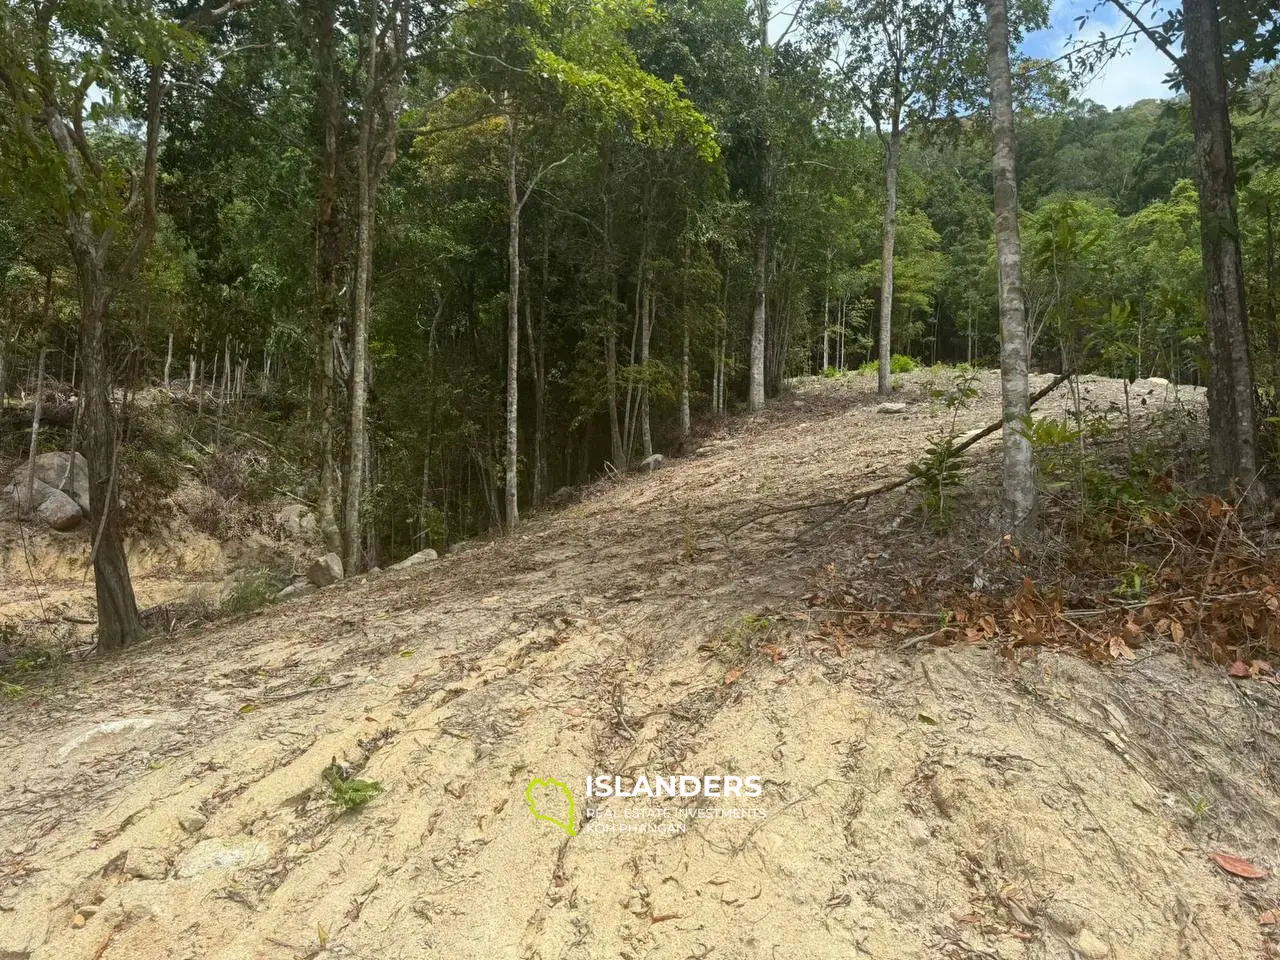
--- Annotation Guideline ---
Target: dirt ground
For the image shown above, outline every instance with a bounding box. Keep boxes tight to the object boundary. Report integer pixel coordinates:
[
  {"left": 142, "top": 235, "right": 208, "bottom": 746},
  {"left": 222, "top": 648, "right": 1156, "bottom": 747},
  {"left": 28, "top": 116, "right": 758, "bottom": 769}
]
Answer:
[{"left": 2, "top": 369, "right": 1278, "bottom": 960}]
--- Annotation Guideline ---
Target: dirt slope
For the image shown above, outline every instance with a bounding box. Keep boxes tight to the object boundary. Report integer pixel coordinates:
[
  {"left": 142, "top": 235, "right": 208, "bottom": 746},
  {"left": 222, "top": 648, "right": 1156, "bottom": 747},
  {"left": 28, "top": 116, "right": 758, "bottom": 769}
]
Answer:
[{"left": 2, "top": 371, "right": 1278, "bottom": 960}]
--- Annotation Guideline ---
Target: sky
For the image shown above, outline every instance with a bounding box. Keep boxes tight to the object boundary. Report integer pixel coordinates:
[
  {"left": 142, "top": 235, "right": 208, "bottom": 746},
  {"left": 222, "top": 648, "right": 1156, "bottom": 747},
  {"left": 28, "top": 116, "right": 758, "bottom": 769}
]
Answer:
[{"left": 1020, "top": 0, "right": 1181, "bottom": 108}]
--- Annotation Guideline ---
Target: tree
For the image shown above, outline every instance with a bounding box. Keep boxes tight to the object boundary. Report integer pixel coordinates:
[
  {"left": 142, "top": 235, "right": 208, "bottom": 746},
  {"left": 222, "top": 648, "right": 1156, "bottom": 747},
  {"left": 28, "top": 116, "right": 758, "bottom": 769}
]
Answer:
[
  {"left": 817, "top": 0, "right": 983, "bottom": 394},
  {"left": 984, "top": 0, "right": 1034, "bottom": 530},
  {"left": 0, "top": 0, "right": 244, "bottom": 651}
]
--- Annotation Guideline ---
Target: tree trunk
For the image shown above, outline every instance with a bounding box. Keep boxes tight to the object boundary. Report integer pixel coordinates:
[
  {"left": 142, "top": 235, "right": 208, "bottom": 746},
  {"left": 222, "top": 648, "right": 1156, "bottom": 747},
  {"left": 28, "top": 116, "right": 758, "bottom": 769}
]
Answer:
[
  {"left": 640, "top": 282, "right": 653, "bottom": 460},
  {"left": 1183, "top": 0, "right": 1260, "bottom": 500},
  {"left": 504, "top": 111, "right": 521, "bottom": 530},
  {"left": 344, "top": 90, "right": 376, "bottom": 572},
  {"left": 163, "top": 333, "right": 173, "bottom": 388},
  {"left": 822, "top": 294, "right": 830, "bottom": 370},
  {"left": 680, "top": 319, "right": 691, "bottom": 441},
  {"left": 24, "top": 348, "right": 46, "bottom": 514},
  {"left": 749, "top": 224, "right": 767, "bottom": 411},
  {"left": 877, "top": 124, "right": 901, "bottom": 395},
  {"left": 985, "top": 0, "right": 1035, "bottom": 533},
  {"left": 313, "top": 0, "right": 343, "bottom": 554},
  {"left": 606, "top": 328, "right": 624, "bottom": 467},
  {"left": 81, "top": 294, "right": 143, "bottom": 651}
]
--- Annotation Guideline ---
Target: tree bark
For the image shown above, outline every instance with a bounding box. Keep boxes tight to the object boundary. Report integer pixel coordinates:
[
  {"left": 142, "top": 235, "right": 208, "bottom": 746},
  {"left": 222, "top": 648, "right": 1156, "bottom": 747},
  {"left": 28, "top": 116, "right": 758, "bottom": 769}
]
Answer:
[
  {"left": 877, "top": 123, "right": 901, "bottom": 395},
  {"left": 985, "top": 0, "right": 1035, "bottom": 533},
  {"left": 24, "top": 348, "right": 46, "bottom": 514},
  {"left": 749, "top": 224, "right": 767, "bottom": 411},
  {"left": 313, "top": 0, "right": 343, "bottom": 554},
  {"left": 505, "top": 110, "right": 521, "bottom": 530},
  {"left": 1182, "top": 0, "right": 1260, "bottom": 500},
  {"left": 640, "top": 282, "right": 653, "bottom": 460},
  {"left": 680, "top": 319, "right": 691, "bottom": 441},
  {"left": 345, "top": 85, "right": 376, "bottom": 572},
  {"left": 163, "top": 333, "right": 173, "bottom": 388}
]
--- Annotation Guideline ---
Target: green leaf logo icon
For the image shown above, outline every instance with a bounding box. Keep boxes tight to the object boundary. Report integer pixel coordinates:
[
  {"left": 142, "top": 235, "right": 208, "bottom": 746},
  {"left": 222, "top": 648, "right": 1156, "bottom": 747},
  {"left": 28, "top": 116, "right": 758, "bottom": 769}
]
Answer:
[{"left": 526, "top": 777, "right": 577, "bottom": 836}]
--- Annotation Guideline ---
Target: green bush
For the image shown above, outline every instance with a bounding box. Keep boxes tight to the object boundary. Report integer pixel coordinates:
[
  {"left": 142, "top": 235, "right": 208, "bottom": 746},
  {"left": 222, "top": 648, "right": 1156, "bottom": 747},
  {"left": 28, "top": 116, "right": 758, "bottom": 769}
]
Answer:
[
  {"left": 857, "top": 354, "right": 919, "bottom": 375},
  {"left": 821, "top": 365, "right": 843, "bottom": 379},
  {"left": 221, "top": 568, "right": 279, "bottom": 615}
]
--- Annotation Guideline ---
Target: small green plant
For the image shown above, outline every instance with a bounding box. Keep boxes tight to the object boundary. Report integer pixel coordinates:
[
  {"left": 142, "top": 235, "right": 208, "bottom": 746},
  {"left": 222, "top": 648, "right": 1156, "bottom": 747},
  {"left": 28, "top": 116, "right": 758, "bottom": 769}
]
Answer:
[
  {"left": 909, "top": 370, "right": 980, "bottom": 526},
  {"left": 324, "top": 760, "right": 383, "bottom": 812},
  {"left": 702, "top": 614, "right": 773, "bottom": 665},
  {"left": 2, "top": 680, "right": 26, "bottom": 699},
  {"left": 1184, "top": 793, "right": 1210, "bottom": 822},
  {"left": 1115, "top": 561, "right": 1151, "bottom": 599},
  {"left": 220, "top": 568, "right": 279, "bottom": 616},
  {"left": 821, "top": 365, "right": 843, "bottom": 379}
]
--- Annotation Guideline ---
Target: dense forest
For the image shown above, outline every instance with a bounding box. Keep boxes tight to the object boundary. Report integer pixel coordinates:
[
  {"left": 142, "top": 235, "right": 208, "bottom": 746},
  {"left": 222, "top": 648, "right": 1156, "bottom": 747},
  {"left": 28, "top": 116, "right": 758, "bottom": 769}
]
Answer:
[{"left": 2, "top": 0, "right": 1279, "bottom": 652}]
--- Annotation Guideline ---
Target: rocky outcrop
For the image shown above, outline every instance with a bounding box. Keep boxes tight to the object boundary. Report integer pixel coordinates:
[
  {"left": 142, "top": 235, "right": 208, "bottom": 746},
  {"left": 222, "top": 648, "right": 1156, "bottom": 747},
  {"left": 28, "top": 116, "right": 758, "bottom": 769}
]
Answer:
[{"left": 389, "top": 548, "right": 438, "bottom": 571}]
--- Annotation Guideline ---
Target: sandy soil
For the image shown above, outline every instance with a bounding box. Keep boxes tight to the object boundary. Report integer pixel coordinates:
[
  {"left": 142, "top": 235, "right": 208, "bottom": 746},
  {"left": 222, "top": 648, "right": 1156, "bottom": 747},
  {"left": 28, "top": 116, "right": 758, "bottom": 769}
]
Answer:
[{"left": 1, "top": 370, "right": 1277, "bottom": 960}]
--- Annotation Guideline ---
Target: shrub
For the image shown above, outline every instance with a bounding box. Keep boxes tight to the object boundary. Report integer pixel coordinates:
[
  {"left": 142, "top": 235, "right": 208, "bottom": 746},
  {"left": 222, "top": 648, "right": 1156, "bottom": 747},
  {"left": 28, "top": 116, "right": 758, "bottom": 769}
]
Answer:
[
  {"left": 857, "top": 354, "right": 919, "bottom": 375},
  {"left": 220, "top": 568, "right": 279, "bottom": 615}
]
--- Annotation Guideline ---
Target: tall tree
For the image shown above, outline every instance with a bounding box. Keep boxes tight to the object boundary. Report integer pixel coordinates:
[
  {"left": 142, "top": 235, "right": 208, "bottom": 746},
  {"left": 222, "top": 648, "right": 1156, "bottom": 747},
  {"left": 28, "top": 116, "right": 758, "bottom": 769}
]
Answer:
[
  {"left": 0, "top": 0, "right": 242, "bottom": 650},
  {"left": 984, "top": 0, "right": 1034, "bottom": 529}
]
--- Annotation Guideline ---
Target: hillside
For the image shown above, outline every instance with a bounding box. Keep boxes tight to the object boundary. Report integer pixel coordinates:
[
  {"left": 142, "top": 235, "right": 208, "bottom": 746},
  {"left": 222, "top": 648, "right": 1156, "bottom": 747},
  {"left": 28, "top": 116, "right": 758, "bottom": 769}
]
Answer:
[{"left": 2, "top": 371, "right": 1278, "bottom": 960}]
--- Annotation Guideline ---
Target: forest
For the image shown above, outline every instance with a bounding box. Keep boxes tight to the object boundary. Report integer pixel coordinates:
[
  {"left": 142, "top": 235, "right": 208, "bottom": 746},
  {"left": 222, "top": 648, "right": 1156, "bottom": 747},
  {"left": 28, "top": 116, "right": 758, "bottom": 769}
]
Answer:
[{"left": 1, "top": 0, "right": 1279, "bottom": 654}]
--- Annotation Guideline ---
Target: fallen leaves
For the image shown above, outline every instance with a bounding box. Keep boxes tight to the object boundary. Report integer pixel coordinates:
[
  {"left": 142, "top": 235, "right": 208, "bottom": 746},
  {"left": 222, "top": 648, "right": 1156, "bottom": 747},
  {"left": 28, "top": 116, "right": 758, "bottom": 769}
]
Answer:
[
  {"left": 1210, "top": 852, "right": 1269, "bottom": 879},
  {"left": 723, "top": 667, "right": 744, "bottom": 686}
]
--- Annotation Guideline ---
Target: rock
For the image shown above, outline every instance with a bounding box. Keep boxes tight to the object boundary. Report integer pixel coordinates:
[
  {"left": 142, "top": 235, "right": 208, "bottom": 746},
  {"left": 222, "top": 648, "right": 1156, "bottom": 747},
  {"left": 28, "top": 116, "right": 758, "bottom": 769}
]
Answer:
[
  {"left": 1145, "top": 376, "right": 1170, "bottom": 387},
  {"left": 637, "top": 453, "right": 665, "bottom": 473},
  {"left": 36, "top": 488, "right": 83, "bottom": 531},
  {"left": 307, "top": 552, "right": 343, "bottom": 587},
  {"left": 1073, "top": 930, "right": 1110, "bottom": 959},
  {"left": 8, "top": 475, "right": 54, "bottom": 511},
  {"left": 876, "top": 402, "right": 908, "bottom": 414},
  {"left": 56, "top": 717, "right": 167, "bottom": 762},
  {"left": 447, "top": 540, "right": 474, "bottom": 556},
  {"left": 548, "top": 486, "right": 577, "bottom": 506},
  {"left": 275, "top": 503, "right": 318, "bottom": 539},
  {"left": 178, "top": 812, "right": 207, "bottom": 834},
  {"left": 695, "top": 447, "right": 713, "bottom": 457},
  {"left": 125, "top": 848, "right": 170, "bottom": 880},
  {"left": 175, "top": 838, "right": 270, "bottom": 878},
  {"left": 389, "top": 548, "right": 439, "bottom": 571},
  {"left": 24, "top": 451, "right": 91, "bottom": 513},
  {"left": 276, "top": 581, "right": 317, "bottom": 601}
]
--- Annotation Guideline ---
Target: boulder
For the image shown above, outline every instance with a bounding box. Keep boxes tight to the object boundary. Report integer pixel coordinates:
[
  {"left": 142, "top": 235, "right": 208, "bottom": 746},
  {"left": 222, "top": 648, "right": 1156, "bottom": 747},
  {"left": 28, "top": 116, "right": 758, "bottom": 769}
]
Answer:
[
  {"left": 389, "top": 548, "right": 439, "bottom": 571},
  {"left": 637, "top": 453, "right": 665, "bottom": 473},
  {"left": 36, "top": 489, "right": 83, "bottom": 531},
  {"left": 876, "top": 402, "right": 908, "bottom": 414},
  {"left": 8, "top": 476, "right": 59, "bottom": 513},
  {"left": 307, "top": 552, "right": 343, "bottom": 587},
  {"left": 276, "top": 581, "right": 317, "bottom": 601},
  {"left": 1144, "top": 376, "right": 1170, "bottom": 387},
  {"left": 26, "top": 451, "right": 90, "bottom": 513},
  {"left": 275, "top": 503, "right": 318, "bottom": 540}
]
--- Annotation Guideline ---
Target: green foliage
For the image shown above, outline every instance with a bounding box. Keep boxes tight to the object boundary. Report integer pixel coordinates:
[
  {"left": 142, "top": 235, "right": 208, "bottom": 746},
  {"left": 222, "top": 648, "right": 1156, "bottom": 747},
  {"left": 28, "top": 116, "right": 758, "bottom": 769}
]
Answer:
[
  {"left": 221, "top": 569, "right": 279, "bottom": 616},
  {"left": 324, "top": 761, "right": 383, "bottom": 813},
  {"left": 858, "top": 354, "right": 919, "bottom": 375},
  {"left": 908, "top": 369, "right": 980, "bottom": 525}
]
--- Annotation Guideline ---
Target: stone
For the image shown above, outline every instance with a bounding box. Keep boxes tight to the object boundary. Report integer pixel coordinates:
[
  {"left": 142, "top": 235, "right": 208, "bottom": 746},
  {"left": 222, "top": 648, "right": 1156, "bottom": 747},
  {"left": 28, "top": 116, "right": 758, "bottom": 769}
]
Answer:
[
  {"left": 876, "top": 402, "right": 908, "bottom": 414},
  {"left": 307, "top": 552, "right": 343, "bottom": 587},
  {"left": 178, "top": 812, "right": 207, "bottom": 834},
  {"left": 125, "top": 847, "right": 171, "bottom": 880},
  {"left": 36, "top": 488, "right": 83, "bottom": 531},
  {"left": 1145, "top": 376, "right": 1170, "bottom": 387},
  {"left": 7, "top": 476, "right": 58, "bottom": 512},
  {"left": 447, "top": 540, "right": 474, "bottom": 556},
  {"left": 56, "top": 717, "right": 167, "bottom": 762},
  {"left": 175, "top": 838, "right": 270, "bottom": 878},
  {"left": 27, "top": 451, "right": 91, "bottom": 513},
  {"left": 637, "top": 453, "right": 665, "bottom": 473},
  {"left": 389, "top": 548, "right": 439, "bottom": 571},
  {"left": 1074, "top": 930, "right": 1110, "bottom": 959},
  {"left": 275, "top": 503, "right": 318, "bottom": 540},
  {"left": 276, "top": 581, "right": 317, "bottom": 601}
]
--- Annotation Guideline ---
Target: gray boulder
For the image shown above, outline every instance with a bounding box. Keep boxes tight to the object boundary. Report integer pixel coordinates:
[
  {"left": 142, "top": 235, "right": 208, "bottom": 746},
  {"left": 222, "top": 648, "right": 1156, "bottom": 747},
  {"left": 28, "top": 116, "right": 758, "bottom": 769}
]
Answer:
[
  {"left": 637, "top": 453, "right": 665, "bottom": 473},
  {"left": 22, "top": 451, "right": 91, "bottom": 513},
  {"left": 389, "top": 548, "right": 438, "bottom": 571},
  {"left": 876, "top": 402, "right": 908, "bottom": 414},
  {"left": 8, "top": 476, "right": 58, "bottom": 513},
  {"left": 307, "top": 552, "right": 344, "bottom": 587},
  {"left": 277, "top": 581, "right": 317, "bottom": 601},
  {"left": 36, "top": 489, "right": 83, "bottom": 531},
  {"left": 275, "top": 503, "right": 318, "bottom": 540}
]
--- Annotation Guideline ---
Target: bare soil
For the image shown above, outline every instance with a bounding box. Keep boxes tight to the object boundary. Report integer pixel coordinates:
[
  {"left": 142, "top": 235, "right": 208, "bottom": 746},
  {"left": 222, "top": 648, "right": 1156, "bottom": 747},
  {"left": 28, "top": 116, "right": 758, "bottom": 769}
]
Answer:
[{"left": 2, "top": 370, "right": 1278, "bottom": 960}]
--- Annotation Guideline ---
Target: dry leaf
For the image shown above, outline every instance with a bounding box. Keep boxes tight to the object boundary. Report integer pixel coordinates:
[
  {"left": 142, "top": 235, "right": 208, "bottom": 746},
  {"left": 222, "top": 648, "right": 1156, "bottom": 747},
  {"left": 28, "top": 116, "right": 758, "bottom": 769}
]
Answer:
[
  {"left": 724, "top": 667, "right": 744, "bottom": 685},
  {"left": 1260, "top": 909, "right": 1279, "bottom": 925},
  {"left": 1211, "top": 852, "right": 1269, "bottom": 879},
  {"left": 1228, "top": 661, "right": 1251, "bottom": 679}
]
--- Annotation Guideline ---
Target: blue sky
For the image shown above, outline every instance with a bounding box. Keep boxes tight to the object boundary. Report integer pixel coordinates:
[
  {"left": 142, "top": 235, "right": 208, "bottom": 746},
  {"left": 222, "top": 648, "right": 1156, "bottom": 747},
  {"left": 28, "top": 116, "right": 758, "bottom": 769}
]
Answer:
[{"left": 1021, "top": 0, "right": 1181, "bottom": 107}]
